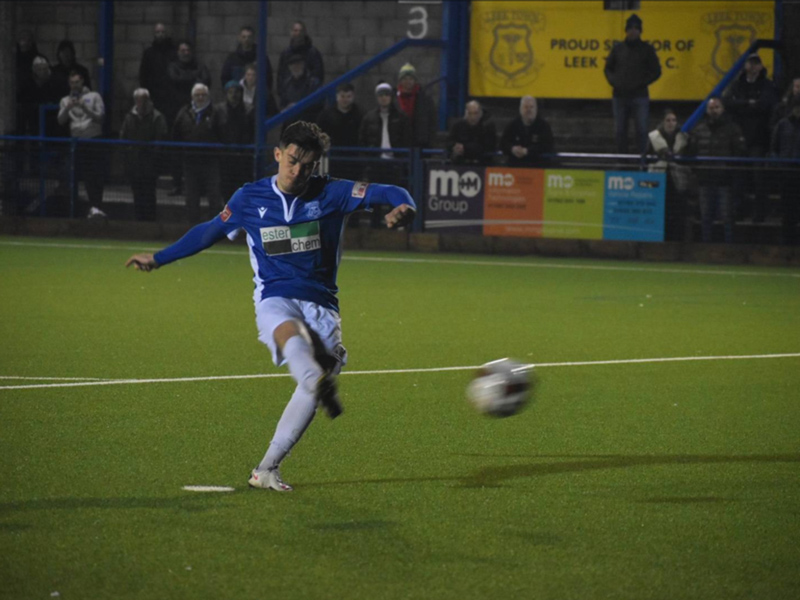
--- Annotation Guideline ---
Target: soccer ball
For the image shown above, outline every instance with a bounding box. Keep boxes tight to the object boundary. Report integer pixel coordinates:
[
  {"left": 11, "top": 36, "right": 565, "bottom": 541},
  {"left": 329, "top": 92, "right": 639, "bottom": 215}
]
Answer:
[{"left": 466, "top": 358, "right": 533, "bottom": 417}]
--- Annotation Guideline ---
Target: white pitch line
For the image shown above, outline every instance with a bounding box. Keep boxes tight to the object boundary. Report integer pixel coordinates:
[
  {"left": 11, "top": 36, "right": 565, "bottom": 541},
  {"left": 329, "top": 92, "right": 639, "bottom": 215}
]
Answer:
[
  {"left": 1, "top": 353, "right": 798, "bottom": 392},
  {"left": 182, "top": 485, "right": 235, "bottom": 493},
  {"left": 0, "top": 376, "right": 106, "bottom": 381},
  {"left": 2, "top": 240, "right": 799, "bottom": 279}
]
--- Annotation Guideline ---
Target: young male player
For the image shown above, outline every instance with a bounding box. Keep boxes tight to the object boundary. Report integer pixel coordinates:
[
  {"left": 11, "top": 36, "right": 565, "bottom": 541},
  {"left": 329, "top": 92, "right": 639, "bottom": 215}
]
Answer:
[{"left": 126, "top": 121, "right": 416, "bottom": 491}]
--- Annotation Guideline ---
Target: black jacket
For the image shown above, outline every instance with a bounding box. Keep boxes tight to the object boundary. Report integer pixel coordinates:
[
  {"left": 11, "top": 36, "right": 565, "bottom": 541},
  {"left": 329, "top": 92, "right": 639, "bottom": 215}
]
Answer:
[
  {"left": 500, "top": 116, "right": 555, "bottom": 166},
  {"left": 51, "top": 41, "right": 92, "bottom": 98},
  {"left": 139, "top": 37, "right": 177, "bottom": 111},
  {"left": 358, "top": 105, "right": 412, "bottom": 149},
  {"left": 221, "top": 44, "right": 272, "bottom": 91},
  {"left": 446, "top": 112, "right": 497, "bottom": 163},
  {"left": 724, "top": 69, "right": 779, "bottom": 148},
  {"left": 213, "top": 102, "right": 254, "bottom": 145},
  {"left": 687, "top": 114, "right": 746, "bottom": 158},
  {"left": 397, "top": 85, "right": 437, "bottom": 148},
  {"left": 316, "top": 104, "right": 365, "bottom": 147},
  {"left": 604, "top": 39, "right": 661, "bottom": 98},
  {"left": 167, "top": 59, "right": 212, "bottom": 117},
  {"left": 277, "top": 35, "right": 324, "bottom": 90},
  {"left": 770, "top": 115, "right": 800, "bottom": 159}
]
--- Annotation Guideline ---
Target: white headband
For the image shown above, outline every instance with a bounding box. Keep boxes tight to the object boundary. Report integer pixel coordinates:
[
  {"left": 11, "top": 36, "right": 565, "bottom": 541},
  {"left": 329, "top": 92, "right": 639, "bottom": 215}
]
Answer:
[{"left": 375, "top": 83, "right": 393, "bottom": 94}]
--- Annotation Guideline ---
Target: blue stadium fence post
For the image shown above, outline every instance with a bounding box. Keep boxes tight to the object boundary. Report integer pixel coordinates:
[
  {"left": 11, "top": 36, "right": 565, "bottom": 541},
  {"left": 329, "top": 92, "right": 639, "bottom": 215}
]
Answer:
[
  {"left": 255, "top": 0, "right": 268, "bottom": 180},
  {"left": 69, "top": 139, "right": 77, "bottom": 219},
  {"left": 98, "top": 0, "right": 114, "bottom": 137},
  {"left": 411, "top": 147, "right": 424, "bottom": 232},
  {"left": 37, "top": 105, "right": 47, "bottom": 216}
]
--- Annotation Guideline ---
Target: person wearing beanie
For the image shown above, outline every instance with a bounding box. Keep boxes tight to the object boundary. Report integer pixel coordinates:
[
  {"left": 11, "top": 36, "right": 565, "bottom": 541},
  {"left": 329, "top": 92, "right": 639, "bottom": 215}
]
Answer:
[
  {"left": 770, "top": 96, "right": 800, "bottom": 244},
  {"left": 214, "top": 80, "right": 255, "bottom": 201},
  {"left": 604, "top": 13, "right": 661, "bottom": 155},
  {"left": 396, "top": 62, "right": 437, "bottom": 148},
  {"left": 723, "top": 52, "right": 779, "bottom": 222},
  {"left": 52, "top": 39, "right": 92, "bottom": 98}
]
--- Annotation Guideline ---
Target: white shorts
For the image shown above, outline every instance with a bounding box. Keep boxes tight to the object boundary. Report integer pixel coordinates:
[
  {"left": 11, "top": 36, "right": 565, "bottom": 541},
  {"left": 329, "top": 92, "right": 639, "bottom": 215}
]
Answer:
[{"left": 255, "top": 296, "right": 347, "bottom": 371}]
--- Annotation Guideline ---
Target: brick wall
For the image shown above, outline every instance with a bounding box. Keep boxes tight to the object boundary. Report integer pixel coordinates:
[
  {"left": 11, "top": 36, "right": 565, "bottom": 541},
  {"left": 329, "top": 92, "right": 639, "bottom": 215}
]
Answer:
[{"left": 15, "top": 0, "right": 443, "bottom": 131}]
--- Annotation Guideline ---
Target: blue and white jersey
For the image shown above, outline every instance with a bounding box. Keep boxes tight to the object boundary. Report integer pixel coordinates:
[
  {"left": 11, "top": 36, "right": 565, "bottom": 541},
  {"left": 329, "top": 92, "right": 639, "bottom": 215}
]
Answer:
[{"left": 213, "top": 175, "right": 413, "bottom": 311}]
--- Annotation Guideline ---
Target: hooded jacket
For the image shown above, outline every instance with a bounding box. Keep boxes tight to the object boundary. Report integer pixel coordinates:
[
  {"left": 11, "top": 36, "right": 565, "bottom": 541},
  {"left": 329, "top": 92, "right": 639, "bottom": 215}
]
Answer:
[
  {"left": 52, "top": 40, "right": 92, "bottom": 97},
  {"left": 724, "top": 68, "right": 779, "bottom": 148},
  {"left": 277, "top": 34, "right": 324, "bottom": 89}
]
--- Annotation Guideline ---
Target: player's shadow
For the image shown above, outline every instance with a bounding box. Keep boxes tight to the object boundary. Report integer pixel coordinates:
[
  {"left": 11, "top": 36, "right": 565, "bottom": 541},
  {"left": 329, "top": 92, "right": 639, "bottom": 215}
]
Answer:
[
  {"left": 301, "top": 453, "right": 800, "bottom": 489},
  {"left": 0, "top": 494, "right": 230, "bottom": 516}
]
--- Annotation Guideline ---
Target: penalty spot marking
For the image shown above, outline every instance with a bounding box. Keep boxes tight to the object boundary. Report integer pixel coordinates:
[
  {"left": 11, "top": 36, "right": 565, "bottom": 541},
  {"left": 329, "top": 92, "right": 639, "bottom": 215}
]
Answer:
[
  {"left": 1, "top": 352, "right": 799, "bottom": 391},
  {"left": 182, "top": 485, "right": 235, "bottom": 493}
]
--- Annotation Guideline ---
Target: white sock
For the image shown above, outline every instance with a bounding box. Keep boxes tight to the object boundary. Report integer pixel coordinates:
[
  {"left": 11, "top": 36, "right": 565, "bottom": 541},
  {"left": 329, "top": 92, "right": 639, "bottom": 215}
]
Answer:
[
  {"left": 282, "top": 335, "right": 323, "bottom": 395},
  {"left": 258, "top": 384, "right": 317, "bottom": 471}
]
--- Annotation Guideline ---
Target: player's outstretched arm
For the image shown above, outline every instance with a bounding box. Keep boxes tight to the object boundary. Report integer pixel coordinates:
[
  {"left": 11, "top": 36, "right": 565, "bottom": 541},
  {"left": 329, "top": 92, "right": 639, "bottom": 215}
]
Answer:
[
  {"left": 385, "top": 203, "right": 416, "bottom": 229},
  {"left": 125, "top": 253, "right": 159, "bottom": 272}
]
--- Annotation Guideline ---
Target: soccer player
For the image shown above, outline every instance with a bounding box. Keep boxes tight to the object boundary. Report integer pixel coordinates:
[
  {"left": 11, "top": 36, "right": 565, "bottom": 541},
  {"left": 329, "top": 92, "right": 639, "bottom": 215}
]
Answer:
[{"left": 125, "top": 121, "right": 416, "bottom": 491}]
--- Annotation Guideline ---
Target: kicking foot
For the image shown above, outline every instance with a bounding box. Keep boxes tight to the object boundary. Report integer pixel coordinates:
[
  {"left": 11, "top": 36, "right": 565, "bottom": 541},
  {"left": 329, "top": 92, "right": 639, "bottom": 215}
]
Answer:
[
  {"left": 248, "top": 468, "right": 293, "bottom": 491},
  {"left": 315, "top": 372, "right": 343, "bottom": 419}
]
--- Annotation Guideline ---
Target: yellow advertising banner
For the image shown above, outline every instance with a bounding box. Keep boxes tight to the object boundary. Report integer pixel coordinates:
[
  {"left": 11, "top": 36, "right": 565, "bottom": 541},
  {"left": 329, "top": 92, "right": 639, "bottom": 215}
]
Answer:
[{"left": 469, "top": 1, "right": 775, "bottom": 100}]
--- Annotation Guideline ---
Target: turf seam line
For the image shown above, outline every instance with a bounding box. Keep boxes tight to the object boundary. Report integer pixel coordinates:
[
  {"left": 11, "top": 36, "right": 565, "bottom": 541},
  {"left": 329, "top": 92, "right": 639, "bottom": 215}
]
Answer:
[
  {"left": 1, "top": 353, "right": 798, "bottom": 391},
  {"left": 2, "top": 240, "right": 798, "bottom": 279}
]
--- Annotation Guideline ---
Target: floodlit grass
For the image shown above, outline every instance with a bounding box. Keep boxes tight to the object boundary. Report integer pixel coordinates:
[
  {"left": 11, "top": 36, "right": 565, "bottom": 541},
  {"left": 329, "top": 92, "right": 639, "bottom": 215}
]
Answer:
[{"left": 1, "top": 236, "right": 799, "bottom": 600}]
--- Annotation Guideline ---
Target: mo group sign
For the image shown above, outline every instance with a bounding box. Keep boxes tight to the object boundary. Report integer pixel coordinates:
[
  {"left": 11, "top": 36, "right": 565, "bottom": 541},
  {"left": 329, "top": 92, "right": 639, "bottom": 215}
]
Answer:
[
  {"left": 469, "top": 0, "right": 774, "bottom": 100},
  {"left": 424, "top": 166, "right": 666, "bottom": 242}
]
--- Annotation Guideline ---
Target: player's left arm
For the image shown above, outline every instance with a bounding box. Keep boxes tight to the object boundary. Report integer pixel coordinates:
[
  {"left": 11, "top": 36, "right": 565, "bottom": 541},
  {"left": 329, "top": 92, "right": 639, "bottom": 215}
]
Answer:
[{"left": 365, "top": 184, "right": 417, "bottom": 229}]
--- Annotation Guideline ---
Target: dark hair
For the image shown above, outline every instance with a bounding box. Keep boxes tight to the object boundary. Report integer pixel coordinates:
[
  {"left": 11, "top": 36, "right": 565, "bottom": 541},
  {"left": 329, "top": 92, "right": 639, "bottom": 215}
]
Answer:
[
  {"left": 68, "top": 69, "right": 84, "bottom": 81},
  {"left": 280, "top": 121, "right": 330, "bottom": 156},
  {"left": 663, "top": 107, "right": 677, "bottom": 119},
  {"left": 244, "top": 62, "right": 257, "bottom": 73},
  {"left": 240, "top": 26, "right": 254, "bottom": 34},
  {"left": 177, "top": 39, "right": 193, "bottom": 49},
  {"left": 336, "top": 82, "right": 355, "bottom": 94}
]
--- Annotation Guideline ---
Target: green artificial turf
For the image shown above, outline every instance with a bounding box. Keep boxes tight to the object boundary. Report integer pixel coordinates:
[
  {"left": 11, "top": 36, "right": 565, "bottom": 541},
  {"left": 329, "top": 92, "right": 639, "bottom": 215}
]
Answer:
[{"left": 1, "top": 236, "right": 799, "bottom": 599}]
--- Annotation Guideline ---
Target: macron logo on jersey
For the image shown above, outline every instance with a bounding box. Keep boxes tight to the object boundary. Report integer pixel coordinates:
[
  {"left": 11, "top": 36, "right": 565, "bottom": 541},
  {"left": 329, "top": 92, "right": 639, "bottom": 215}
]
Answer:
[
  {"left": 258, "top": 207, "right": 268, "bottom": 219},
  {"left": 261, "top": 221, "right": 321, "bottom": 256}
]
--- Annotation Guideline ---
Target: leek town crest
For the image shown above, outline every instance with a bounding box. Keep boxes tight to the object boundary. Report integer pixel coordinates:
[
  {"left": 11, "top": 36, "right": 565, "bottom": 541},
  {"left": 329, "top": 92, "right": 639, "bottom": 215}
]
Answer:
[
  {"left": 490, "top": 24, "right": 534, "bottom": 80},
  {"left": 711, "top": 24, "right": 757, "bottom": 76},
  {"left": 700, "top": 10, "right": 772, "bottom": 84}
]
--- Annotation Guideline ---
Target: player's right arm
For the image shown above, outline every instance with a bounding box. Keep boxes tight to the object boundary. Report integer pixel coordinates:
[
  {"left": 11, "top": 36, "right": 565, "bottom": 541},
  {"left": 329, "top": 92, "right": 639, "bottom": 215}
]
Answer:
[{"left": 126, "top": 192, "right": 244, "bottom": 271}]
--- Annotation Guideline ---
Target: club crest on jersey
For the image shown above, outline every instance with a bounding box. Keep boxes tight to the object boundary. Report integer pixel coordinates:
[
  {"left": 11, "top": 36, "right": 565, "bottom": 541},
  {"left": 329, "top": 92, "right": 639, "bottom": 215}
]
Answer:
[
  {"left": 351, "top": 181, "right": 369, "bottom": 198},
  {"left": 305, "top": 201, "right": 321, "bottom": 219},
  {"left": 220, "top": 205, "right": 232, "bottom": 222},
  {"left": 261, "top": 221, "right": 321, "bottom": 256},
  {"left": 257, "top": 206, "right": 268, "bottom": 219}
]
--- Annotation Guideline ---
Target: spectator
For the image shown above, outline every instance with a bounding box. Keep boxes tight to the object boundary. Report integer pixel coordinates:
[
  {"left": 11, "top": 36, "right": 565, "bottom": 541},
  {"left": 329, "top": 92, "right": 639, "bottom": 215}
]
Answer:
[
  {"left": 139, "top": 23, "right": 177, "bottom": 123},
  {"left": 52, "top": 40, "right": 92, "bottom": 98},
  {"left": 240, "top": 63, "right": 278, "bottom": 117},
  {"left": 221, "top": 25, "right": 273, "bottom": 93},
  {"left": 172, "top": 83, "right": 221, "bottom": 222},
  {"left": 446, "top": 100, "right": 496, "bottom": 164},
  {"left": 770, "top": 97, "right": 800, "bottom": 245},
  {"left": 500, "top": 96, "right": 554, "bottom": 167},
  {"left": 214, "top": 81, "right": 255, "bottom": 201},
  {"left": 277, "top": 21, "right": 324, "bottom": 90},
  {"left": 771, "top": 77, "right": 800, "bottom": 128},
  {"left": 724, "top": 53, "right": 779, "bottom": 222},
  {"left": 603, "top": 13, "right": 662, "bottom": 155},
  {"left": 15, "top": 30, "right": 47, "bottom": 134},
  {"left": 316, "top": 83, "right": 364, "bottom": 147},
  {"left": 358, "top": 83, "right": 411, "bottom": 226},
  {"left": 647, "top": 108, "right": 691, "bottom": 241},
  {"left": 18, "top": 57, "right": 62, "bottom": 137},
  {"left": 315, "top": 82, "right": 364, "bottom": 180},
  {"left": 167, "top": 41, "right": 211, "bottom": 196},
  {"left": 396, "top": 63, "right": 437, "bottom": 148},
  {"left": 57, "top": 70, "right": 106, "bottom": 217},
  {"left": 686, "top": 97, "right": 746, "bottom": 244},
  {"left": 278, "top": 53, "right": 322, "bottom": 129},
  {"left": 119, "top": 88, "right": 168, "bottom": 222}
]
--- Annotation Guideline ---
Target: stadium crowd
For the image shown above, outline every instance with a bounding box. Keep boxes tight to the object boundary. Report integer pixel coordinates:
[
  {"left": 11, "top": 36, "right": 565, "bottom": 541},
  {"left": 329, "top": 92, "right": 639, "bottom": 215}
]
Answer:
[{"left": 11, "top": 15, "right": 800, "bottom": 243}]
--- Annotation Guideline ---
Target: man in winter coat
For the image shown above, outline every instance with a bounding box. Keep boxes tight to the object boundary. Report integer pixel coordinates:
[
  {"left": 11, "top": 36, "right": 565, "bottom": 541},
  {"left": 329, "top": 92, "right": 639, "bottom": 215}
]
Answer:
[
  {"left": 723, "top": 53, "right": 779, "bottom": 221},
  {"left": 52, "top": 40, "right": 92, "bottom": 98},
  {"left": 221, "top": 26, "right": 273, "bottom": 93},
  {"left": 315, "top": 82, "right": 364, "bottom": 179},
  {"left": 172, "top": 83, "right": 220, "bottom": 221},
  {"left": 120, "top": 88, "right": 168, "bottom": 221},
  {"left": 500, "top": 96, "right": 554, "bottom": 167},
  {"left": 770, "top": 98, "right": 800, "bottom": 245},
  {"left": 447, "top": 100, "right": 497, "bottom": 164},
  {"left": 686, "top": 97, "right": 747, "bottom": 243},
  {"left": 214, "top": 81, "right": 255, "bottom": 201},
  {"left": 396, "top": 63, "right": 437, "bottom": 148},
  {"left": 139, "top": 23, "right": 177, "bottom": 123},
  {"left": 604, "top": 13, "right": 661, "bottom": 155},
  {"left": 277, "top": 21, "right": 324, "bottom": 90}
]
